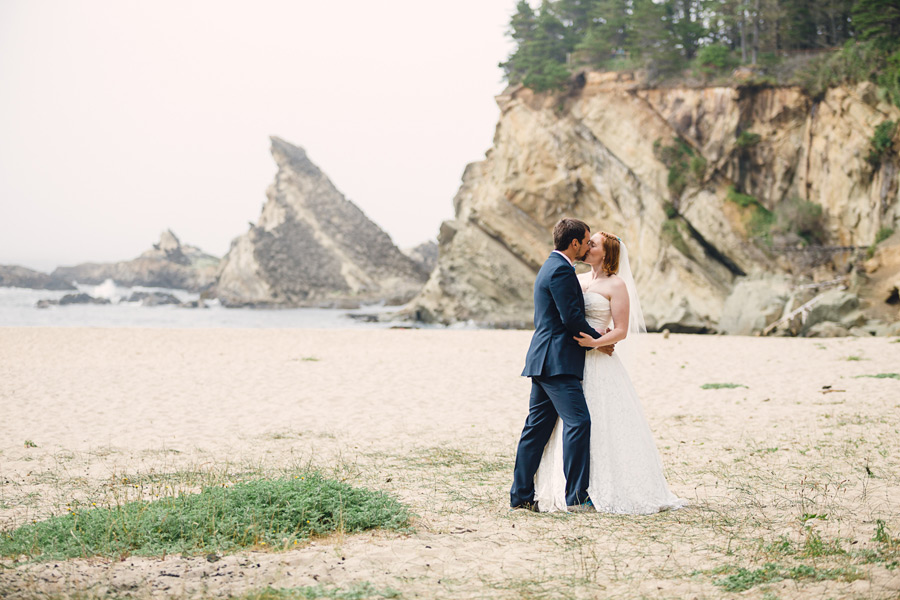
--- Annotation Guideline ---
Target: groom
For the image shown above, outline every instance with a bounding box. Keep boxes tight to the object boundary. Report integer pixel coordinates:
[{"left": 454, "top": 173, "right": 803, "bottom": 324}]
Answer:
[{"left": 510, "top": 218, "right": 605, "bottom": 513}]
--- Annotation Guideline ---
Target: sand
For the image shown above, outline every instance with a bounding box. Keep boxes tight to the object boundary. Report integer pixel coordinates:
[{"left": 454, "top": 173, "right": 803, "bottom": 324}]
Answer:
[{"left": 1, "top": 327, "right": 899, "bottom": 599}]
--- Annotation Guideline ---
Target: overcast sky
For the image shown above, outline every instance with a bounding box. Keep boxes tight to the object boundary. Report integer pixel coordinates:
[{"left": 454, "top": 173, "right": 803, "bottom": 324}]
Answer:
[{"left": 0, "top": 1, "right": 516, "bottom": 271}]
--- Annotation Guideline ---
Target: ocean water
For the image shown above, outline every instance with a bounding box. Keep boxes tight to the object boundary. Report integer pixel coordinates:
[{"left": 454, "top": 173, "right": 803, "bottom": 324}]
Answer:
[{"left": 0, "top": 281, "right": 419, "bottom": 329}]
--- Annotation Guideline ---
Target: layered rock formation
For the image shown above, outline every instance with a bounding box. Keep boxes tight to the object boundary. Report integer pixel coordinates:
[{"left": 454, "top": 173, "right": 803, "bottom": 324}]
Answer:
[
  {"left": 0, "top": 265, "right": 75, "bottom": 290},
  {"left": 409, "top": 73, "right": 900, "bottom": 333},
  {"left": 52, "top": 230, "right": 219, "bottom": 292},
  {"left": 215, "top": 137, "right": 429, "bottom": 307}
]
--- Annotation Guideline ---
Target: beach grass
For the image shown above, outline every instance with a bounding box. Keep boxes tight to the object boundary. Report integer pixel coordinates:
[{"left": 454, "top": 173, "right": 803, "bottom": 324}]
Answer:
[
  {"left": 236, "top": 582, "right": 402, "bottom": 599},
  {"left": 0, "top": 473, "right": 410, "bottom": 561},
  {"left": 700, "top": 382, "right": 748, "bottom": 389}
]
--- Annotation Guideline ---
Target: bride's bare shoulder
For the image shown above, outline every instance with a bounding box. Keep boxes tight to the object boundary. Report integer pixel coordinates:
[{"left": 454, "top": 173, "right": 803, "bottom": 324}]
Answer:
[{"left": 608, "top": 274, "right": 626, "bottom": 288}]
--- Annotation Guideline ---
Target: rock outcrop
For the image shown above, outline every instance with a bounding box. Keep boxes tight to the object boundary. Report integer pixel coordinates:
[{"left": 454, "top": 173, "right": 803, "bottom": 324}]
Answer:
[
  {"left": 36, "top": 293, "right": 111, "bottom": 308},
  {"left": 403, "top": 241, "right": 439, "bottom": 275},
  {"left": 408, "top": 73, "right": 900, "bottom": 333},
  {"left": 0, "top": 265, "right": 75, "bottom": 290},
  {"left": 52, "top": 230, "right": 219, "bottom": 292},
  {"left": 215, "top": 137, "right": 428, "bottom": 307}
]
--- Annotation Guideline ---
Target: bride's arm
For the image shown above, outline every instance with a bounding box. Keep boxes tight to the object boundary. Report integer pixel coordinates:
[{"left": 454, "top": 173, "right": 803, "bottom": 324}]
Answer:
[{"left": 574, "top": 279, "right": 630, "bottom": 348}]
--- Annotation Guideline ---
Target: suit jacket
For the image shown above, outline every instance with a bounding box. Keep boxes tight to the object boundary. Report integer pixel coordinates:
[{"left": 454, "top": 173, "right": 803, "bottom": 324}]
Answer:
[{"left": 521, "top": 252, "right": 602, "bottom": 378}]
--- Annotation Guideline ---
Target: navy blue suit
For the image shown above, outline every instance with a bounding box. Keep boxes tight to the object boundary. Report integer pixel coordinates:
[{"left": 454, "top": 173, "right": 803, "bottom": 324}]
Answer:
[{"left": 510, "top": 252, "right": 602, "bottom": 508}]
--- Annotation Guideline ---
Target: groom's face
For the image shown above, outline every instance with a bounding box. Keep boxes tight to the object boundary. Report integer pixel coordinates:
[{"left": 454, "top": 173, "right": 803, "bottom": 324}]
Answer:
[{"left": 574, "top": 231, "right": 591, "bottom": 261}]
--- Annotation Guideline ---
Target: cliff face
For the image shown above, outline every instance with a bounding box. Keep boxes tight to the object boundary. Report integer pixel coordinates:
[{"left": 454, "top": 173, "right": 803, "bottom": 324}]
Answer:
[
  {"left": 410, "top": 73, "right": 900, "bottom": 333},
  {"left": 215, "top": 137, "right": 428, "bottom": 307},
  {"left": 52, "top": 230, "right": 219, "bottom": 292}
]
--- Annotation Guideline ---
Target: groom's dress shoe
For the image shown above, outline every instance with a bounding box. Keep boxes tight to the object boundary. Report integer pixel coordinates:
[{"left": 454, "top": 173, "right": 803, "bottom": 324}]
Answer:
[
  {"left": 509, "top": 501, "right": 540, "bottom": 512},
  {"left": 567, "top": 499, "right": 596, "bottom": 513}
]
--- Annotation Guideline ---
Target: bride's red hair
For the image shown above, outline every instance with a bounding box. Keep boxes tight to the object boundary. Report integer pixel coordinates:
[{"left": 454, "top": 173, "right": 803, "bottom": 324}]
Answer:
[{"left": 599, "top": 231, "right": 620, "bottom": 275}]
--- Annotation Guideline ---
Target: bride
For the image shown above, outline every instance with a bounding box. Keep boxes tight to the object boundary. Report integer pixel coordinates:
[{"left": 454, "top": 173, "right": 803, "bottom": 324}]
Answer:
[{"left": 533, "top": 231, "right": 685, "bottom": 514}]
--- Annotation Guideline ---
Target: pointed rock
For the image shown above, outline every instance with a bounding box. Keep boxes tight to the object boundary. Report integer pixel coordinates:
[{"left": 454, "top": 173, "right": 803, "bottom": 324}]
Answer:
[{"left": 215, "top": 137, "right": 428, "bottom": 307}]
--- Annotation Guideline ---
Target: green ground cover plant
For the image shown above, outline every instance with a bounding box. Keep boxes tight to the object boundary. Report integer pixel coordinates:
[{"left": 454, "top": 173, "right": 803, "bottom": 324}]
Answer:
[{"left": 0, "top": 473, "right": 409, "bottom": 561}]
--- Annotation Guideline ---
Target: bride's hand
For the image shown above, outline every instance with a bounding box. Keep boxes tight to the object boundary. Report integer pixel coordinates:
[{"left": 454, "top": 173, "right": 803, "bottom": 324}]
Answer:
[{"left": 573, "top": 332, "right": 598, "bottom": 348}]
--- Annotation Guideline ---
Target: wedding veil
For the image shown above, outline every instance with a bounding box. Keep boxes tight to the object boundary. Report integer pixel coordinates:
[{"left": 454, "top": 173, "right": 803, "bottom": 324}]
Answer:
[{"left": 613, "top": 241, "right": 646, "bottom": 365}]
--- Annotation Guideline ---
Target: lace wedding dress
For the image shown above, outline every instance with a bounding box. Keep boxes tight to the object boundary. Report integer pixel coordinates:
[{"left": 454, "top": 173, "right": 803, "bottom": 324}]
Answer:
[{"left": 534, "top": 292, "right": 685, "bottom": 514}]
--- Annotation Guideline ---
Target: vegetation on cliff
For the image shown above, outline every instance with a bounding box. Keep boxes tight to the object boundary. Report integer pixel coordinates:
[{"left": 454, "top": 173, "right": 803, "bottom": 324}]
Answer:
[{"left": 501, "top": 0, "right": 900, "bottom": 104}]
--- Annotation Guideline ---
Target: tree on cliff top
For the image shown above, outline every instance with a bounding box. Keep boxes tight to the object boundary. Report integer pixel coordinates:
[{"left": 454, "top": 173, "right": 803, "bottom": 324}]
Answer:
[
  {"left": 499, "top": 0, "right": 893, "bottom": 93},
  {"left": 852, "top": 0, "right": 900, "bottom": 50},
  {"left": 500, "top": 0, "right": 572, "bottom": 91}
]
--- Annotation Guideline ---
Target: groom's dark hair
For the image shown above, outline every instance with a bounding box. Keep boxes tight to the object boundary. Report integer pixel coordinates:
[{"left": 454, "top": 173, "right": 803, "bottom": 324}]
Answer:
[{"left": 553, "top": 218, "right": 590, "bottom": 251}]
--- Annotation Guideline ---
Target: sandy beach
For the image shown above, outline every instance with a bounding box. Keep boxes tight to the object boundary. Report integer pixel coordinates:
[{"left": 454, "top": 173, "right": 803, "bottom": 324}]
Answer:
[{"left": 1, "top": 327, "right": 899, "bottom": 599}]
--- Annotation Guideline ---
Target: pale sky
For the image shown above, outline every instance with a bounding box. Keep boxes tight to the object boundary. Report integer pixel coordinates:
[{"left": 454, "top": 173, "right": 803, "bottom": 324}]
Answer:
[{"left": 0, "top": 1, "right": 516, "bottom": 272}]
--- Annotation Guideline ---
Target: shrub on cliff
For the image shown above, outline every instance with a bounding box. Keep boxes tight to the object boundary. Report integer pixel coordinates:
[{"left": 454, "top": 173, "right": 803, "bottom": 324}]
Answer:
[
  {"left": 726, "top": 187, "right": 775, "bottom": 241},
  {"left": 654, "top": 137, "right": 704, "bottom": 198},
  {"left": 774, "top": 197, "right": 826, "bottom": 246},
  {"left": 867, "top": 120, "right": 897, "bottom": 167},
  {"left": 696, "top": 44, "right": 739, "bottom": 75}
]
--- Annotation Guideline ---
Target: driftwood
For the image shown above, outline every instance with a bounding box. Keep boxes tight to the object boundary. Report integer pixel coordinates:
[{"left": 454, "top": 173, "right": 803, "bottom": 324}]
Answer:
[
  {"left": 796, "top": 276, "right": 847, "bottom": 290},
  {"left": 761, "top": 288, "right": 846, "bottom": 336}
]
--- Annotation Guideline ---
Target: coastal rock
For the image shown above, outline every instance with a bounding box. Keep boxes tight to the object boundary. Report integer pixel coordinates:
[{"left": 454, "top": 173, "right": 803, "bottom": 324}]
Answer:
[
  {"left": 407, "top": 78, "right": 900, "bottom": 332},
  {"left": 215, "top": 137, "right": 428, "bottom": 307},
  {"left": 802, "top": 289, "right": 864, "bottom": 335},
  {"left": 52, "top": 230, "right": 219, "bottom": 292},
  {"left": 806, "top": 322, "right": 850, "bottom": 337},
  {"left": 403, "top": 241, "right": 439, "bottom": 275},
  {"left": 718, "top": 276, "right": 792, "bottom": 335},
  {"left": 0, "top": 265, "right": 75, "bottom": 290},
  {"left": 36, "top": 293, "right": 111, "bottom": 307},
  {"left": 125, "top": 291, "right": 181, "bottom": 306}
]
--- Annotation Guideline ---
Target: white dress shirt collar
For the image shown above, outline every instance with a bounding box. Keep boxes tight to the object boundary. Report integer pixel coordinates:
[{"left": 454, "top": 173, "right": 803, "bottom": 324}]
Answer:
[{"left": 552, "top": 250, "right": 574, "bottom": 266}]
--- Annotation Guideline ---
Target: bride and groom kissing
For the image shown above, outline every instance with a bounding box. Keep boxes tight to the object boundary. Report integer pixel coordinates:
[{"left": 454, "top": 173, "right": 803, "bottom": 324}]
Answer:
[{"left": 510, "top": 218, "right": 684, "bottom": 515}]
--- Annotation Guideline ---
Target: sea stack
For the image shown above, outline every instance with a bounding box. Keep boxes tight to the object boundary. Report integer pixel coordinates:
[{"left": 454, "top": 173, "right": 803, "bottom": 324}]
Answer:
[
  {"left": 52, "top": 230, "right": 219, "bottom": 292},
  {"left": 215, "top": 137, "right": 428, "bottom": 307}
]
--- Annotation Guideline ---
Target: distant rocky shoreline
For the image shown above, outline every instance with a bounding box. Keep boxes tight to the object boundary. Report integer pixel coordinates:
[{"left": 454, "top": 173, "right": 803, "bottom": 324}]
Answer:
[
  {"left": 3, "top": 138, "right": 437, "bottom": 314},
  {"left": 5, "top": 116, "right": 898, "bottom": 337}
]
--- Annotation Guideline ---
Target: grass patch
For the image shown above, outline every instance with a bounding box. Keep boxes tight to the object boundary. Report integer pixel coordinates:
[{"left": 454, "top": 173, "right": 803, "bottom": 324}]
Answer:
[
  {"left": 236, "top": 582, "right": 401, "bottom": 600},
  {"left": 405, "top": 446, "right": 511, "bottom": 477},
  {"left": 0, "top": 473, "right": 410, "bottom": 561},
  {"left": 726, "top": 186, "right": 775, "bottom": 241},
  {"left": 713, "top": 562, "right": 862, "bottom": 592},
  {"left": 845, "top": 355, "right": 864, "bottom": 361},
  {"left": 661, "top": 219, "right": 691, "bottom": 257},
  {"left": 854, "top": 373, "right": 900, "bottom": 379},
  {"left": 701, "top": 383, "right": 748, "bottom": 389},
  {"left": 654, "top": 137, "right": 704, "bottom": 197},
  {"left": 736, "top": 131, "right": 762, "bottom": 148},
  {"left": 868, "top": 226, "right": 895, "bottom": 257}
]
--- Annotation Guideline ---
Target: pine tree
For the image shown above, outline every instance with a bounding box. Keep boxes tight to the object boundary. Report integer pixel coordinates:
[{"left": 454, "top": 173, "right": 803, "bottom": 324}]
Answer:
[
  {"left": 630, "top": 0, "right": 682, "bottom": 76},
  {"left": 853, "top": 0, "right": 900, "bottom": 50},
  {"left": 669, "top": 0, "right": 707, "bottom": 60},
  {"left": 577, "top": 0, "right": 631, "bottom": 64},
  {"left": 500, "top": 0, "right": 571, "bottom": 91},
  {"left": 499, "top": 1, "right": 538, "bottom": 84}
]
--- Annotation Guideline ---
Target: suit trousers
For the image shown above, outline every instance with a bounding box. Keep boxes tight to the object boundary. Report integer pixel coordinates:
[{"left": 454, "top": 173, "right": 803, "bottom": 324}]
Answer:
[{"left": 510, "top": 374, "right": 591, "bottom": 507}]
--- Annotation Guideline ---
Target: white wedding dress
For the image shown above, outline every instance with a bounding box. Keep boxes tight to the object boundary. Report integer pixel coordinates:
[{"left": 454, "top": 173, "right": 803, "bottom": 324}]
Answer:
[{"left": 534, "top": 292, "right": 685, "bottom": 514}]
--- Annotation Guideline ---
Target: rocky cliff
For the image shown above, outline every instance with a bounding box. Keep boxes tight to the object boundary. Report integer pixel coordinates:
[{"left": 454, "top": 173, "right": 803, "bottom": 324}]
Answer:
[
  {"left": 409, "top": 73, "right": 900, "bottom": 334},
  {"left": 215, "top": 137, "right": 428, "bottom": 307},
  {"left": 52, "top": 230, "right": 219, "bottom": 292}
]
